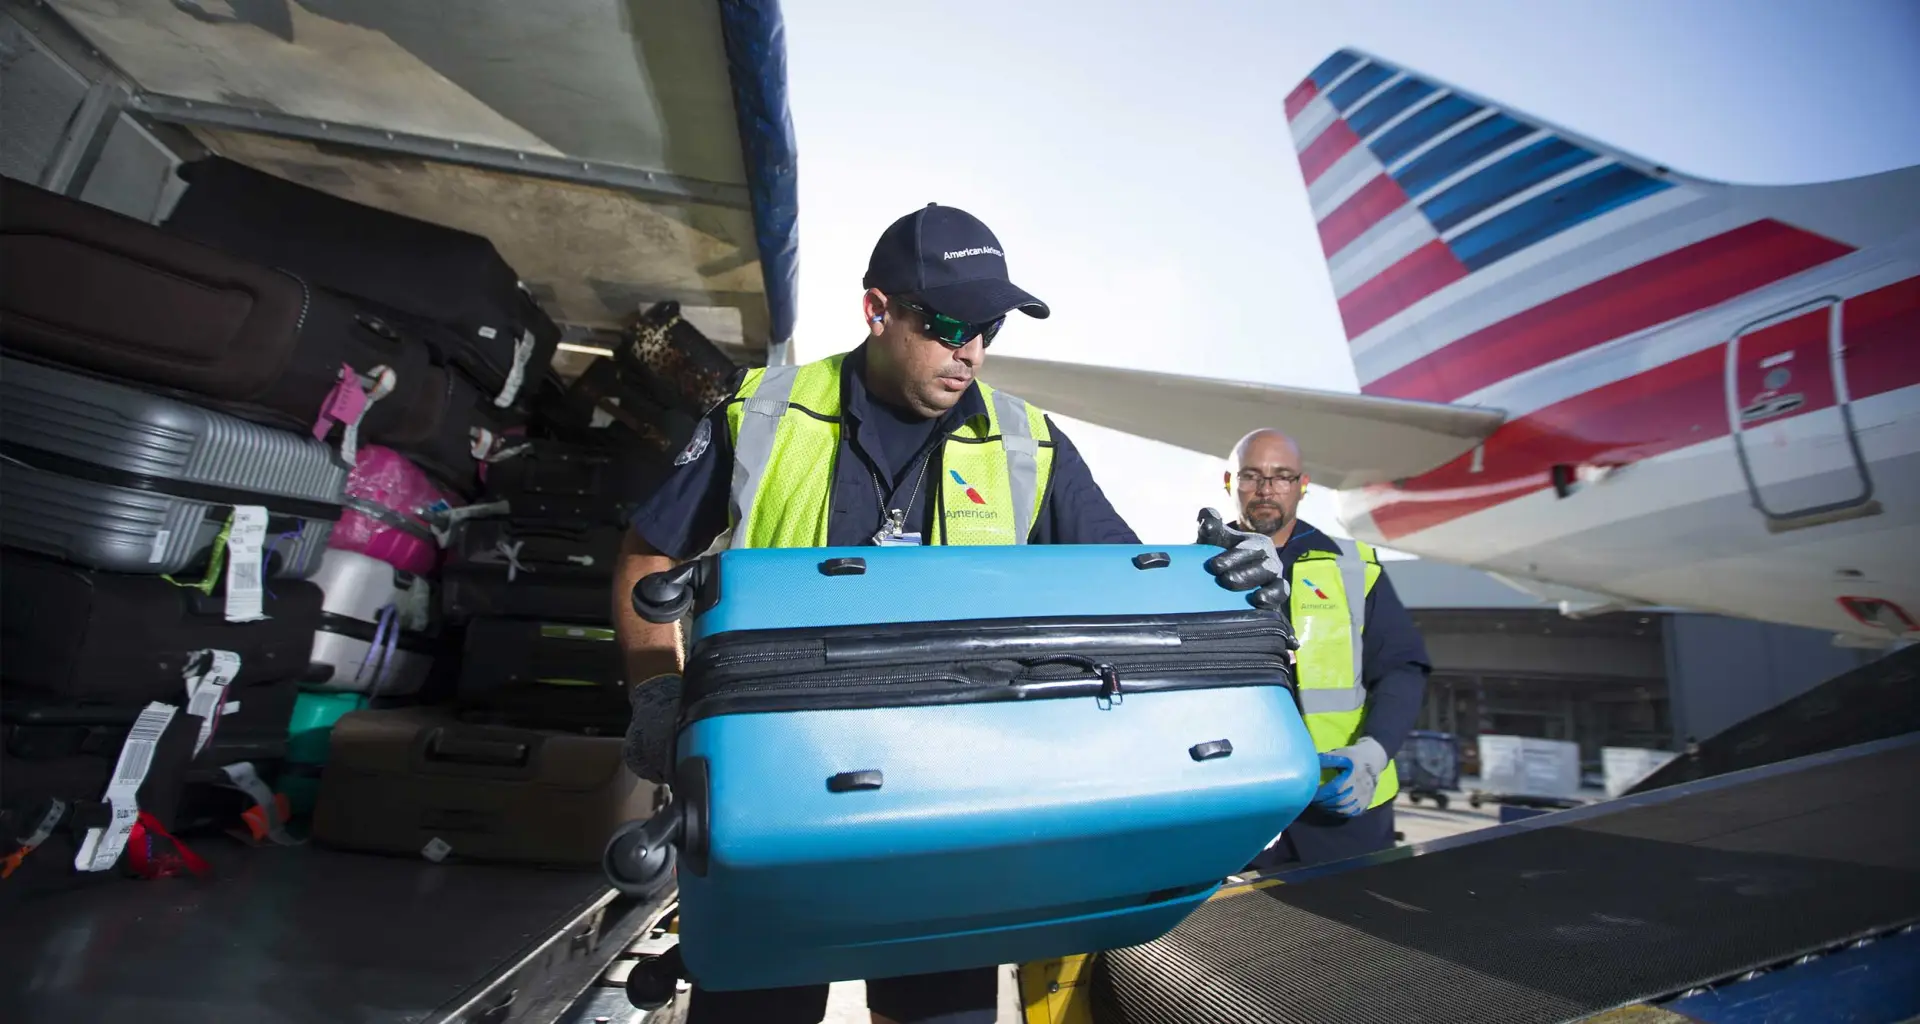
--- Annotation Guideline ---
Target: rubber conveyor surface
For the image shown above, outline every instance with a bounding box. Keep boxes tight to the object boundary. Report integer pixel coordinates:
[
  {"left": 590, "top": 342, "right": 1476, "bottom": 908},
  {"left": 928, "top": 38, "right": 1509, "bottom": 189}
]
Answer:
[
  {"left": 1093, "top": 736, "right": 1920, "bottom": 1024},
  {"left": 0, "top": 840, "right": 636, "bottom": 1024}
]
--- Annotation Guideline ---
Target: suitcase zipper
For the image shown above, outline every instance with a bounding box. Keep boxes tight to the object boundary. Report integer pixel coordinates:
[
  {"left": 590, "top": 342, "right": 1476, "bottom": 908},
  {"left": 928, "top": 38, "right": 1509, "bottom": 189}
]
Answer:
[{"left": 680, "top": 652, "right": 1292, "bottom": 723}]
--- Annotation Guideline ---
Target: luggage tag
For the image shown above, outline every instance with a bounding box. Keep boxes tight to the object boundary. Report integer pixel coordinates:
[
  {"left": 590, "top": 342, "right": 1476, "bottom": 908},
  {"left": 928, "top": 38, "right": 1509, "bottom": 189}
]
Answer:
[
  {"left": 1, "top": 799, "right": 67, "bottom": 879},
  {"left": 219, "top": 763, "right": 303, "bottom": 847},
  {"left": 425, "top": 499, "right": 511, "bottom": 548},
  {"left": 490, "top": 329, "right": 537, "bottom": 408},
  {"left": 223, "top": 506, "right": 270, "bottom": 623},
  {"left": 313, "top": 364, "right": 396, "bottom": 465},
  {"left": 183, "top": 650, "right": 242, "bottom": 757},
  {"left": 74, "top": 702, "right": 177, "bottom": 873}
]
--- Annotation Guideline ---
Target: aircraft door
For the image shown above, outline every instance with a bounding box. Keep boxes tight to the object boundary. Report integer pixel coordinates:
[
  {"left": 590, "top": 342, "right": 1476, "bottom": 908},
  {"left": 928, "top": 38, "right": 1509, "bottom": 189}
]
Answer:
[{"left": 1726, "top": 297, "right": 1876, "bottom": 530}]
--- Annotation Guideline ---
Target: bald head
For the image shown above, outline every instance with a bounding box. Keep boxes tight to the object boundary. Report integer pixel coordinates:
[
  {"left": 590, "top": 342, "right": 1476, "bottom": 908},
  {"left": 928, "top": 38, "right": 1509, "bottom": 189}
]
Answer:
[
  {"left": 1228, "top": 429, "right": 1301, "bottom": 474},
  {"left": 1225, "top": 428, "right": 1308, "bottom": 540}
]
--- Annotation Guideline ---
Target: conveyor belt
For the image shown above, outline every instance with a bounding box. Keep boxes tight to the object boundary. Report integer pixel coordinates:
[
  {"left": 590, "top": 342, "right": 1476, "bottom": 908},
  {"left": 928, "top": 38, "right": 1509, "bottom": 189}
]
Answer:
[
  {"left": 0, "top": 840, "right": 655, "bottom": 1024},
  {"left": 1092, "top": 734, "right": 1920, "bottom": 1024}
]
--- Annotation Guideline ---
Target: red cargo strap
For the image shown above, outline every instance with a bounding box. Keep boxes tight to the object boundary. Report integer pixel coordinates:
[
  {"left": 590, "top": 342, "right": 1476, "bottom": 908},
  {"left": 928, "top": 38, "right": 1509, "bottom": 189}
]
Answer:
[{"left": 127, "top": 812, "right": 211, "bottom": 880}]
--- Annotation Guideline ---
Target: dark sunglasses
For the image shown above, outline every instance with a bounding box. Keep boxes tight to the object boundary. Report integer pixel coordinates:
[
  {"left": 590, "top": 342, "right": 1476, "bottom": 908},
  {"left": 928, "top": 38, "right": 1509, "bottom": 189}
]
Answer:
[{"left": 894, "top": 299, "right": 1005, "bottom": 349}]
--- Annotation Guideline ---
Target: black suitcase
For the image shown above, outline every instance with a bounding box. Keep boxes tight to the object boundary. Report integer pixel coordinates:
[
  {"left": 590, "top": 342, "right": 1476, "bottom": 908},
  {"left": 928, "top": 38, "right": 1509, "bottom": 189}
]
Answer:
[
  {"left": 456, "top": 618, "right": 624, "bottom": 697},
  {"left": 1, "top": 700, "right": 198, "bottom": 906},
  {"left": 1, "top": 692, "right": 290, "bottom": 851},
  {"left": 482, "top": 439, "right": 668, "bottom": 528},
  {"left": 163, "top": 158, "right": 561, "bottom": 411},
  {"left": 614, "top": 300, "right": 740, "bottom": 417},
  {"left": 0, "top": 549, "right": 326, "bottom": 704},
  {"left": 0, "top": 176, "right": 435, "bottom": 444},
  {"left": 440, "top": 565, "right": 614, "bottom": 625},
  {"left": 1, "top": 681, "right": 296, "bottom": 773},
  {"left": 561, "top": 357, "right": 697, "bottom": 456},
  {"left": 449, "top": 518, "right": 625, "bottom": 579},
  {"left": 389, "top": 360, "right": 508, "bottom": 500}
]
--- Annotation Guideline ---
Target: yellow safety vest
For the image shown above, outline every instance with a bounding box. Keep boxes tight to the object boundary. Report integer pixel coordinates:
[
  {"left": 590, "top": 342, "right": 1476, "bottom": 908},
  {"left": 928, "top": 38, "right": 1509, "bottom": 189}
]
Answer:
[
  {"left": 723, "top": 353, "right": 1056, "bottom": 548},
  {"left": 1290, "top": 539, "right": 1398, "bottom": 808}
]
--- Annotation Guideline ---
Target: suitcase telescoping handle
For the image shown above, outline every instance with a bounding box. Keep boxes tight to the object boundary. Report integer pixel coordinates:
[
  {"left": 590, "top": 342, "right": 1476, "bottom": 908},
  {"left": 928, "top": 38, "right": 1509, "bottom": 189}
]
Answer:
[{"left": 632, "top": 563, "right": 698, "bottom": 623}]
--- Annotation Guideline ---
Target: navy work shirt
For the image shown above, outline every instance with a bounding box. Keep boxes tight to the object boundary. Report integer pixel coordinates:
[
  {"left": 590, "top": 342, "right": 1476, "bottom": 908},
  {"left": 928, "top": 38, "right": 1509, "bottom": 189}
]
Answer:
[
  {"left": 1274, "top": 519, "right": 1431, "bottom": 759},
  {"left": 628, "top": 344, "right": 1140, "bottom": 558}
]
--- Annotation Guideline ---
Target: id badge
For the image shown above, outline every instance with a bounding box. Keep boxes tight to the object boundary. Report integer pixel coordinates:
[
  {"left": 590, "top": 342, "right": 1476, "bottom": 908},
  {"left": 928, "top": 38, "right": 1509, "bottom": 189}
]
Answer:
[{"left": 875, "top": 532, "right": 923, "bottom": 547}]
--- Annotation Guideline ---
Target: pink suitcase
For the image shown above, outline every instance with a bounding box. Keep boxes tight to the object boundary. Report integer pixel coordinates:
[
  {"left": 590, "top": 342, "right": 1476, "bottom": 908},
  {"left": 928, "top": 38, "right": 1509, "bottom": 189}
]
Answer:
[{"left": 328, "top": 446, "right": 455, "bottom": 576}]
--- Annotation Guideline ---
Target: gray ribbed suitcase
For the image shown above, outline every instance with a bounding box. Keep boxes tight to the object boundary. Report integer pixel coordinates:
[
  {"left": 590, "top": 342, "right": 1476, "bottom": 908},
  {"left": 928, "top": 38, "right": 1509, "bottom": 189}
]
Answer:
[{"left": 0, "top": 357, "right": 347, "bottom": 577}]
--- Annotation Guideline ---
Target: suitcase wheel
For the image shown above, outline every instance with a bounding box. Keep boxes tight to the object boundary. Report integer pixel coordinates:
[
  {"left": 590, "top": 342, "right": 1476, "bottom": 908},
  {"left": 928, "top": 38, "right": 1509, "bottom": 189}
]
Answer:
[
  {"left": 625, "top": 945, "right": 684, "bottom": 1010},
  {"left": 632, "top": 563, "right": 697, "bottom": 623}
]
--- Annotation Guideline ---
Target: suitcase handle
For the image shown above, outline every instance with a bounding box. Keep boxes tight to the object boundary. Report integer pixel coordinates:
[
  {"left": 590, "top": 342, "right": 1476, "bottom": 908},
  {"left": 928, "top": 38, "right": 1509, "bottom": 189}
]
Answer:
[
  {"left": 1012, "top": 655, "right": 1124, "bottom": 708},
  {"left": 424, "top": 731, "right": 530, "bottom": 767}
]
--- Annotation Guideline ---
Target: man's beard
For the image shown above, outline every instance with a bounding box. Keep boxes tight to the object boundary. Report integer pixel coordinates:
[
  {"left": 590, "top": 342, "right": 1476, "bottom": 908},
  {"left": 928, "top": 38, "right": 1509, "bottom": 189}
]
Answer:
[{"left": 1243, "top": 503, "right": 1289, "bottom": 536}]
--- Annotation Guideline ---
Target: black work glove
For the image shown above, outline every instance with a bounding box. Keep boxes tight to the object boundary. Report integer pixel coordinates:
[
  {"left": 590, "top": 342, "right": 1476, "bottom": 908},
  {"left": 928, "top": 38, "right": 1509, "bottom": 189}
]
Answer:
[
  {"left": 624, "top": 673, "right": 683, "bottom": 785},
  {"left": 1197, "top": 508, "right": 1290, "bottom": 612}
]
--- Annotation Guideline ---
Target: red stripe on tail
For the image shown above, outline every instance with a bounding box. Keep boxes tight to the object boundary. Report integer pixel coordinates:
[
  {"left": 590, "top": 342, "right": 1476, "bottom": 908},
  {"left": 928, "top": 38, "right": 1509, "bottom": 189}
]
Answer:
[
  {"left": 1354, "top": 275, "right": 1920, "bottom": 540},
  {"left": 1317, "top": 175, "right": 1412, "bottom": 259},
  {"left": 1286, "top": 79, "right": 1320, "bottom": 120},
  {"left": 1363, "top": 220, "right": 1856, "bottom": 401},
  {"left": 1337, "top": 240, "right": 1469, "bottom": 339},
  {"left": 1298, "top": 119, "right": 1361, "bottom": 187}
]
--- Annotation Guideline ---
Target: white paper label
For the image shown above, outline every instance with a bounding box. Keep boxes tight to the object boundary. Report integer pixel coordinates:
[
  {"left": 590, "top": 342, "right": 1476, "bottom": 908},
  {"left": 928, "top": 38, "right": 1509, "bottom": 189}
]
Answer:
[
  {"left": 422, "top": 837, "right": 452, "bottom": 863},
  {"left": 221, "top": 762, "right": 303, "bottom": 846},
  {"left": 148, "top": 529, "right": 172, "bottom": 564},
  {"left": 224, "top": 506, "right": 269, "bottom": 623},
  {"left": 75, "top": 702, "right": 176, "bottom": 872},
  {"left": 492, "top": 330, "right": 535, "bottom": 408},
  {"left": 183, "top": 650, "right": 241, "bottom": 757}
]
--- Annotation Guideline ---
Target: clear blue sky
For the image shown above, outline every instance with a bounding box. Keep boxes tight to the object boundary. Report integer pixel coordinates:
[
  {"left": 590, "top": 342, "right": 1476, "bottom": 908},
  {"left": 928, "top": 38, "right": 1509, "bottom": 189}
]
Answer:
[{"left": 777, "top": 0, "right": 1920, "bottom": 543}]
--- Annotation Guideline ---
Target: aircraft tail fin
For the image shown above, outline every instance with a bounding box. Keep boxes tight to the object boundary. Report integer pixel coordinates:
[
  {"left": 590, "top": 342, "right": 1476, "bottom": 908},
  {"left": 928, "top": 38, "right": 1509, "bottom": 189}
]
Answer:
[{"left": 1286, "top": 49, "right": 1850, "bottom": 408}]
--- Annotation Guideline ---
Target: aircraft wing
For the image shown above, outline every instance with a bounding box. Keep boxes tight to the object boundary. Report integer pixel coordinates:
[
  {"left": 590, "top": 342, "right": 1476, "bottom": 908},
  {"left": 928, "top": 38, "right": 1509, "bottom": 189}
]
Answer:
[{"left": 980, "top": 355, "right": 1506, "bottom": 490}]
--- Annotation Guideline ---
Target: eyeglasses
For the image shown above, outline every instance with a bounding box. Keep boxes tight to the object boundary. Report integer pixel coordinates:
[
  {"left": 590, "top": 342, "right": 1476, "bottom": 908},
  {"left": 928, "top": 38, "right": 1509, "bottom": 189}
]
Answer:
[
  {"left": 894, "top": 298, "right": 1005, "bottom": 349},
  {"left": 1236, "top": 469, "right": 1303, "bottom": 491}
]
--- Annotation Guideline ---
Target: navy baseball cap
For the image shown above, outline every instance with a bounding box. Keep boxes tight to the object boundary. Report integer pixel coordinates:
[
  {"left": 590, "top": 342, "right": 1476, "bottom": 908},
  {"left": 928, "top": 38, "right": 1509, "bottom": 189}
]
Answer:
[{"left": 863, "top": 203, "right": 1050, "bottom": 324}]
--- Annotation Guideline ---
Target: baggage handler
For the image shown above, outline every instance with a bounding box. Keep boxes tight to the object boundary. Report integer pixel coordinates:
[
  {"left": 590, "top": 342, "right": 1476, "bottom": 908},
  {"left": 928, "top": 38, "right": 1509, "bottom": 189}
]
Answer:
[
  {"left": 1197, "top": 428, "right": 1433, "bottom": 869},
  {"left": 613, "top": 202, "right": 1194, "bottom": 1024}
]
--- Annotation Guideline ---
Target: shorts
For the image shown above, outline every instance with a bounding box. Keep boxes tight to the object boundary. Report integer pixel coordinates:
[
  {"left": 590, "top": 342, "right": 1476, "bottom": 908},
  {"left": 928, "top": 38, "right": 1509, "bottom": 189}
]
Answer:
[{"left": 685, "top": 965, "right": 999, "bottom": 1024}]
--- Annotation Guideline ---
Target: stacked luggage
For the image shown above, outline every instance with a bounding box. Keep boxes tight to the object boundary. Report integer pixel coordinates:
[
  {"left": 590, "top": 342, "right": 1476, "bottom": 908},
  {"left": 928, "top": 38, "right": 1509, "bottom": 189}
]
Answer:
[{"left": 0, "top": 163, "right": 721, "bottom": 891}]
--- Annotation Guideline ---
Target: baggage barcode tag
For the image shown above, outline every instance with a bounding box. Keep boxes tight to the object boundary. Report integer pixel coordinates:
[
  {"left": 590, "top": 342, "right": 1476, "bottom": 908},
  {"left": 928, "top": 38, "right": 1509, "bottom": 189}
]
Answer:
[
  {"left": 223, "top": 506, "right": 270, "bottom": 623},
  {"left": 394, "top": 576, "right": 433, "bottom": 633},
  {"left": 74, "top": 702, "right": 176, "bottom": 872},
  {"left": 220, "top": 763, "right": 303, "bottom": 847},
  {"left": 426, "top": 500, "right": 510, "bottom": 547},
  {"left": 336, "top": 366, "right": 396, "bottom": 466},
  {"left": 183, "top": 650, "right": 242, "bottom": 757},
  {"left": 2, "top": 799, "right": 67, "bottom": 878},
  {"left": 491, "top": 330, "right": 536, "bottom": 409}
]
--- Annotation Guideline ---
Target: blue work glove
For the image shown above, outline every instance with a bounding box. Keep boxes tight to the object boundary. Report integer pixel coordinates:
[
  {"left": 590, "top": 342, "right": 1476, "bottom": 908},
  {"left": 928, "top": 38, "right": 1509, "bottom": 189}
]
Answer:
[
  {"left": 624, "top": 673, "right": 683, "bottom": 785},
  {"left": 1196, "top": 508, "right": 1290, "bottom": 612},
  {"left": 1312, "top": 737, "right": 1388, "bottom": 818}
]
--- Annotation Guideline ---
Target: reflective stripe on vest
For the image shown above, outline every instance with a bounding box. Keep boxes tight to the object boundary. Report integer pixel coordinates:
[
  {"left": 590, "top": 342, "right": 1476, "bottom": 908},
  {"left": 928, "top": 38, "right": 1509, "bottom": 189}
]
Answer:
[
  {"left": 728, "top": 364, "right": 802, "bottom": 548},
  {"left": 724, "top": 354, "right": 1054, "bottom": 548},
  {"left": 1291, "top": 537, "right": 1398, "bottom": 808}
]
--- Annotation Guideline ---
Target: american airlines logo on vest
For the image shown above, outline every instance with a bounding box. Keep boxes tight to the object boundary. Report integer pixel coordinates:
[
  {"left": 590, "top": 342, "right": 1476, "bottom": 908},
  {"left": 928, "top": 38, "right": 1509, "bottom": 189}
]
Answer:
[{"left": 943, "top": 246, "right": 1003, "bottom": 260}]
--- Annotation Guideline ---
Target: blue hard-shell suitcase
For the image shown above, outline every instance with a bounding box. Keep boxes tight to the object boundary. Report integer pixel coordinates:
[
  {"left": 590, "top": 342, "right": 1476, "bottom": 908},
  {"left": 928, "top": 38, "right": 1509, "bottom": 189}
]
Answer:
[{"left": 617, "top": 544, "right": 1319, "bottom": 993}]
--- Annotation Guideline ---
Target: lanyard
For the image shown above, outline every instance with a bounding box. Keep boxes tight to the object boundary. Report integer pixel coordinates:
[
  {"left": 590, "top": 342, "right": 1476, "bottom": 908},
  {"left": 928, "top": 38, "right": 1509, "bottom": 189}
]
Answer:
[{"left": 869, "top": 445, "right": 936, "bottom": 545}]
